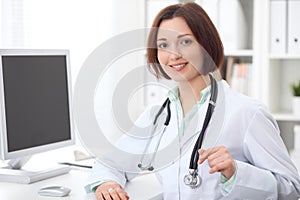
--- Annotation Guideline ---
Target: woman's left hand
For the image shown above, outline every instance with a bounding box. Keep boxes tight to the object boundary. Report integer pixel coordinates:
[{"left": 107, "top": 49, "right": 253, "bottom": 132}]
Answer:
[{"left": 198, "top": 146, "right": 236, "bottom": 179}]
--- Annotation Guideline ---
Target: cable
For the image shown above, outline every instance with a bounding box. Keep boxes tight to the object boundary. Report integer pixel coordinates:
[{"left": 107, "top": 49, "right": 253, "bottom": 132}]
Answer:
[{"left": 59, "top": 162, "right": 92, "bottom": 169}]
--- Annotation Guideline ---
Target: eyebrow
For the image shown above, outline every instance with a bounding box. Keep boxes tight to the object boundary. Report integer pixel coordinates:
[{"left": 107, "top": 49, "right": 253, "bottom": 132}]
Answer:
[{"left": 157, "top": 33, "right": 193, "bottom": 41}]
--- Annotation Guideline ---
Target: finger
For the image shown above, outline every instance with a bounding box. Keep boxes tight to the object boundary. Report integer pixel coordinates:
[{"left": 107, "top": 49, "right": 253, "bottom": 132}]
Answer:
[
  {"left": 198, "top": 147, "right": 218, "bottom": 164},
  {"left": 206, "top": 149, "right": 231, "bottom": 166},
  {"left": 209, "top": 159, "right": 232, "bottom": 174},
  {"left": 205, "top": 148, "right": 232, "bottom": 170},
  {"left": 108, "top": 188, "right": 121, "bottom": 200},
  {"left": 102, "top": 191, "right": 113, "bottom": 200},
  {"left": 198, "top": 149, "right": 205, "bottom": 155},
  {"left": 199, "top": 146, "right": 229, "bottom": 164},
  {"left": 96, "top": 194, "right": 104, "bottom": 200},
  {"left": 95, "top": 189, "right": 104, "bottom": 200},
  {"left": 207, "top": 154, "right": 226, "bottom": 169},
  {"left": 198, "top": 149, "right": 208, "bottom": 164},
  {"left": 115, "top": 188, "right": 130, "bottom": 200},
  {"left": 95, "top": 182, "right": 126, "bottom": 200},
  {"left": 198, "top": 149, "right": 205, "bottom": 164}
]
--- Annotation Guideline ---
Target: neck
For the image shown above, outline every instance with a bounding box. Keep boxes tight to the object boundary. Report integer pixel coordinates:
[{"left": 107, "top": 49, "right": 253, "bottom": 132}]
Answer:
[{"left": 178, "top": 76, "right": 208, "bottom": 115}]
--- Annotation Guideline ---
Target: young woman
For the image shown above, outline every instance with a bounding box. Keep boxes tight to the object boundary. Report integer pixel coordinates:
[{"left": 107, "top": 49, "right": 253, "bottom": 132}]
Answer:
[{"left": 86, "top": 2, "right": 300, "bottom": 199}]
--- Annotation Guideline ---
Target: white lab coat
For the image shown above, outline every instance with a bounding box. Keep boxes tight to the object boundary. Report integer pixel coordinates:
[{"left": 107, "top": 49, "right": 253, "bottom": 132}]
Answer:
[{"left": 85, "top": 81, "right": 300, "bottom": 200}]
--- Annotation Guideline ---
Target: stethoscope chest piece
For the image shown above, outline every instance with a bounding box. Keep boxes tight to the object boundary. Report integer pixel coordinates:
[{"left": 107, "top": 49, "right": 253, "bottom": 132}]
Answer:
[{"left": 184, "top": 169, "right": 201, "bottom": 189}]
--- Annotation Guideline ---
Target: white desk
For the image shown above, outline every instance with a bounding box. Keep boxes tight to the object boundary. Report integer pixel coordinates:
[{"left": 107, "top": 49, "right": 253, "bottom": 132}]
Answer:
[
  {"left": 0, "top": 168, "right": 162, "bottom": 200},
  {"left": 0, "top": 147, "right": 163, "bottom": 200}
]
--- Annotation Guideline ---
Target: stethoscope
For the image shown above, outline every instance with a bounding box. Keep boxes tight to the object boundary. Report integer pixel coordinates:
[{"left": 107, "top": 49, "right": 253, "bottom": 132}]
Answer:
[{"left": 138, "top": 73, "right": 218, "bottom": 189}]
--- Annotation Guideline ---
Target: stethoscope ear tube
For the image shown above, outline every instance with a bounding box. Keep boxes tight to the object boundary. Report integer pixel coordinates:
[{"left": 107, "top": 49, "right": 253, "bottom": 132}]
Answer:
[
  {"left": 137, "top": 124, "right": 168, "bottom": 172},
  {"left": 138, "top": 99, "right": 170, "bottom": 172},
  {"left": 153, "top": 98, "right": 170, "bottom": 125},
  {"left": 164, "top": 100, "right": 171, "bottom": 126}
]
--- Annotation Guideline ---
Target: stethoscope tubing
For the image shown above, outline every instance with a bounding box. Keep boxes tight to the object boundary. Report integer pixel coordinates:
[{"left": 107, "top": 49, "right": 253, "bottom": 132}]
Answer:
[
  {"left": 138, "top": 124, "right": 167, "bottom": 171},
  {"left": 190, "top": 74, "right": 218, "bottom": 170},
  {"left": 138, "top": 73, "right": 218, "bottom": 177},
  {"left": 138, "top": 97, "right": 171, "bottom": 171}
]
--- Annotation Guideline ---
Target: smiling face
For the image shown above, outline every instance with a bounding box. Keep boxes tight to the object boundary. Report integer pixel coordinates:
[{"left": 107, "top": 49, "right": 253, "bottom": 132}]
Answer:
[{"left": 156, "top": 17, "right": 204, "bottom": 83}]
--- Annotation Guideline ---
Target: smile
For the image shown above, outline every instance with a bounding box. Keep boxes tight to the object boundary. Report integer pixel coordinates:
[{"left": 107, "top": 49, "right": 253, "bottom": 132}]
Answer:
[{"left": 170, "top": 63, "right": 187, "bottom": 71}]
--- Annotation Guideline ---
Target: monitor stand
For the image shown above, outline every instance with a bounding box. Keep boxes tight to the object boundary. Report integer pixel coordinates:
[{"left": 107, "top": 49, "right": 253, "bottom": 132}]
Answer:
[{"left": 0, "top": 156, "right": 70, "bottom": 184}]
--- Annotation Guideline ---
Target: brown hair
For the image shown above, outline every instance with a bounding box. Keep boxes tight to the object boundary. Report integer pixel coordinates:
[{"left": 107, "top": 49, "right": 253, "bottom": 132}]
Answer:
[{"left": 147, "top": 2, "right": 224, "bottom": 79}]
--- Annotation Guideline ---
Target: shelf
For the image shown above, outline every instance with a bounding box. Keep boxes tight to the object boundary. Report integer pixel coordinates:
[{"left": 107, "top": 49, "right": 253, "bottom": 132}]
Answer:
[
  {"left": 269, "top": 54, "right": 300, "bottom": 60},
  {"left": 272, "top": 113, "right": 300, "bottom": 121},
  {"left": 225, "top": 49, "right": 253, "bottom": 57}
]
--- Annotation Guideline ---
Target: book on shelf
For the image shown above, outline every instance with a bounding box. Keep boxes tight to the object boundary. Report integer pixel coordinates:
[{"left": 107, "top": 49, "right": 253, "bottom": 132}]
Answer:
[{"left": 224, "top": 57, "right": 252, "bottom": 96}]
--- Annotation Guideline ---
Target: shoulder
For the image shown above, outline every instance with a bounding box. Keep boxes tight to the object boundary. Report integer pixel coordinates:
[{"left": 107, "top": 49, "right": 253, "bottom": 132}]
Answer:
[
  {"left": 222, "top": 81, "right": 267, "bottom": 114},
  {"left": 221, "top": 81, "right": 274, "bottom": 126}
]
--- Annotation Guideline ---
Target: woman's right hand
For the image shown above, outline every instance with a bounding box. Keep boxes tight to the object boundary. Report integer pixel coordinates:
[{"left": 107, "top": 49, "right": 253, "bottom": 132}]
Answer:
[{"left": 95, "top": 181, "right": 129, "bottom": 200}]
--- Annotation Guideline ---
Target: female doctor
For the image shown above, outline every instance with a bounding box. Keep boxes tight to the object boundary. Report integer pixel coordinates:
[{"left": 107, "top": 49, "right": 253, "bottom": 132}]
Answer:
[{"left": 85, "top": 2, "right": 300, "bottom": 200}]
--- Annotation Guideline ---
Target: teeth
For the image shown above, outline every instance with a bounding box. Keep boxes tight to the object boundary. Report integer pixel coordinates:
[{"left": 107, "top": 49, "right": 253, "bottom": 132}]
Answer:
[{"left": 173, "top": 64, "right": 185, "bottom": 69}]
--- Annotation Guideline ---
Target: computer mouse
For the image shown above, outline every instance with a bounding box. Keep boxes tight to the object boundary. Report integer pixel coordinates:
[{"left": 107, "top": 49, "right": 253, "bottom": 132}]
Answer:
[{"left": 38, "top": 186, "right": 71, "bottom": 197}]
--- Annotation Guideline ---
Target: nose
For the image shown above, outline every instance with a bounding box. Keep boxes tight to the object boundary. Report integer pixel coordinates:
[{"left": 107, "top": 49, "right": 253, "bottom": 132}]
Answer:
[{"left": 168, "top": 47, "right": 182, "bottom": 60}]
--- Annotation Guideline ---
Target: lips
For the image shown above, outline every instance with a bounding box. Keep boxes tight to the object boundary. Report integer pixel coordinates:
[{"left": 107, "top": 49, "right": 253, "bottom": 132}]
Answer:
[{"left": 170, "top": 63, "right": 188, "bottom": 71}]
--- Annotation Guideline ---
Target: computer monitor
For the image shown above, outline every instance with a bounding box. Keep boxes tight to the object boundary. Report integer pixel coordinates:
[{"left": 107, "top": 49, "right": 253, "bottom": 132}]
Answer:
[{"left": 0, "top": 49, "right": 75, "bottom": 183}]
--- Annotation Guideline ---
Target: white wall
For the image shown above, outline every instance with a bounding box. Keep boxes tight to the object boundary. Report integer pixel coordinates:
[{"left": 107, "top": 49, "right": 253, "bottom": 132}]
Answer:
[
  {"left": 0, "top": 0, "right": 148, "bottom": 145},
  {"left": 0, "top": 0, "right": 147, "bottom": 106}
]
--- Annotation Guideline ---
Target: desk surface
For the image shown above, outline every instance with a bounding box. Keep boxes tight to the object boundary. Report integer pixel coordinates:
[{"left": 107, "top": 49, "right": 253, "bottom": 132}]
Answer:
[
  {"left": 0, "top": 147, "right": 162, "bottom": 200},
  {"left": 0, "top": 168, "right": 162, "bottom": 200}
]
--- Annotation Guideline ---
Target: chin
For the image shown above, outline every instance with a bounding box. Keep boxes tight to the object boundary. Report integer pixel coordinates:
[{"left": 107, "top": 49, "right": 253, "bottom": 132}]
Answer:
[{"left": 172, "top": 73, "right": 199, "bottom": 82}]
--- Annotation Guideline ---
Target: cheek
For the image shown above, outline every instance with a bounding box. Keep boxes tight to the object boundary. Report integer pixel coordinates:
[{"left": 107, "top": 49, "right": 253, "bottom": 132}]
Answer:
[
  {"left": 157, "top": 50, "right": 168, "bottom": 65},
  {"left": 191, "top": 55, "right": 203, "bottom": 70},
  {"left": 185, "top": 49, "right": 204, "bottom": 71}
]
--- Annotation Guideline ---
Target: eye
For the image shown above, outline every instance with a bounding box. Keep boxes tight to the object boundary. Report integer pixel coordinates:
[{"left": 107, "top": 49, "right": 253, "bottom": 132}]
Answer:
[
  {"left": 181, "top": 38, "right": 192, "bottom": 46},
  {"left": 157, "top": 42, "right": 168, "bottom": 49}
]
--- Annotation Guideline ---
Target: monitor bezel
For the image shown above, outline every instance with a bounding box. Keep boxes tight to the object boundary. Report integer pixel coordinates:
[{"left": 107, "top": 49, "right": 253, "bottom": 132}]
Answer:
[{"left": 0, "top": 49, "right": 75, "bottom": 160}]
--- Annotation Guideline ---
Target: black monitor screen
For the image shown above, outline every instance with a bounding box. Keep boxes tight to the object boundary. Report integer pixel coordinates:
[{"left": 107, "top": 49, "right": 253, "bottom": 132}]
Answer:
[{"left": 1, "top": 55, "right": 71, "bottom": 152}]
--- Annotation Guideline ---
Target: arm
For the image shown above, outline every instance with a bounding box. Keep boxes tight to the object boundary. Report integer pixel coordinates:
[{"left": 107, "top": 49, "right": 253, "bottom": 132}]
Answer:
[
  {"left": 198, "top": 106, "right": 300, "bottom": 199},
  {"left": 227, "top": 107, "right": 300, "bottom": 199},
  {"left": 84, "top": 160, "right": 128, "bottom": 193},
  {"left": 85, "top": 105, "right": 157, "bottom": 198},
  {"left": 85, "top": 160, "right": 137, "bottom": 200}
]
